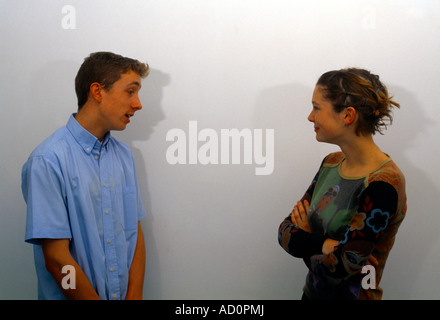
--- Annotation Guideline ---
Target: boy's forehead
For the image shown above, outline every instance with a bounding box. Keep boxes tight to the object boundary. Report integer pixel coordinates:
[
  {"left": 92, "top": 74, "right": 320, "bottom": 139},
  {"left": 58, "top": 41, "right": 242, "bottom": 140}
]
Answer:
[{"left": 117, "top": 70, "right": 142, "bottom": 87}]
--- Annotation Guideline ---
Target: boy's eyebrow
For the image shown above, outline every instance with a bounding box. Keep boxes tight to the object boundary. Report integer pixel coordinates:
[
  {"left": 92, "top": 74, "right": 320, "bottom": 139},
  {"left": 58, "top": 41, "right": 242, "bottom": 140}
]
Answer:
[{"left": 127, "top": 81, "right": 141, "bottom": 88}]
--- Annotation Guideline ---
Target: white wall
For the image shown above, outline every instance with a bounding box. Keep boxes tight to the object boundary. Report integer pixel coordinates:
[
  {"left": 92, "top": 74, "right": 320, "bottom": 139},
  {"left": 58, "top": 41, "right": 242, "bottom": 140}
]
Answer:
[{"left": 1, "top": 0, "right": 439, "bottom": 299}]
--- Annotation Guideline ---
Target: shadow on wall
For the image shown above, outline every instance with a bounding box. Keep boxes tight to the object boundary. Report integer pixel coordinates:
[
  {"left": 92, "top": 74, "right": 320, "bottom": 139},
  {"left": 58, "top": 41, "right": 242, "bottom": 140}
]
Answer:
[
  {"left": 115, "top": 68, "right": 170, "bottom": 299},
  {"left": 250, "top": 83, "right": 320, "bottom": 299},
  {"left": 119, "top": 68, "right": 170, "bottom": 142},
  {"left": 378, "top": 85, "right": 440, "bottom": 299},
  {"left": 252, "top": 82, "right": 318, "bottom": 173},
  {"left": 24, "top": 60, "right": 79, "bottom": 146}
]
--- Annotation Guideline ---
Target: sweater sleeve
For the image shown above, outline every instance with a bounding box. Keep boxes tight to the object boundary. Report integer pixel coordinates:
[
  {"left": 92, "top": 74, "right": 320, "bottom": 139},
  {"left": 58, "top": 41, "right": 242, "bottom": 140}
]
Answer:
[
  {"left": 278, "top": 163, "right": 327, "bottom": 258},
  {"left": 304, "top": 181, "right": 398, "bottom": 279},
  {"left": 278, "top": 217, "right": 327, "bottom": 257}
]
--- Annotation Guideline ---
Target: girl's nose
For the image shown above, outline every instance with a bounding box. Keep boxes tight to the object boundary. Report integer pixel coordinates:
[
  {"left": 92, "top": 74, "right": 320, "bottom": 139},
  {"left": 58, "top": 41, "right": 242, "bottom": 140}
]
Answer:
[{"left": 307, "top": 110, "right": 314, "bottom": 122}]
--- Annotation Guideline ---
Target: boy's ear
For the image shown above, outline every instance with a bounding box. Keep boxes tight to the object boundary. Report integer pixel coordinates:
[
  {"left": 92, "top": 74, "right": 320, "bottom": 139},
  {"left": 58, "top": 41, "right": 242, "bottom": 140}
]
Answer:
[{"left": 89, "top": 82, "right": 103, "bottom": 103}]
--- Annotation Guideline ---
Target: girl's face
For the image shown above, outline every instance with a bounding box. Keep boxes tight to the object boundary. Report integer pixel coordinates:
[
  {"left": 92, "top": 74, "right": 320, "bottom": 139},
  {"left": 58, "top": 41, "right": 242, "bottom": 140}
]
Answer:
[{"left": 308, "top": 85, "right": 347, "bottom": 145}]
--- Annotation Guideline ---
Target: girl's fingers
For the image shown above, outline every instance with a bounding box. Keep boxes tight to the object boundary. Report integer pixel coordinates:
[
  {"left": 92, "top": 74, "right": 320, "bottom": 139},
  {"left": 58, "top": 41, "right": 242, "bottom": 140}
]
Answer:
[
  {"left": 291, "top": 205, "right": 299, "bottom": 225},
  {"left": 303, "top": 200, "right": 310, "bottom": 212},
  {"left": 290, "top": 200, "right": 311, "bottom": 233},
  {"left": 296, "top": 201, "right": 306, "bottom": 221}
]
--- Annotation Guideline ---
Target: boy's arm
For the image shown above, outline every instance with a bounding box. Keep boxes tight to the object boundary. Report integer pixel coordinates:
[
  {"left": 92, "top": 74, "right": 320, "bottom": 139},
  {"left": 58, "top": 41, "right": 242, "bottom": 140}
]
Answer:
[
  {"left": 125, "top": 222, "right": 146, "bottom": 300},
  {"left": 41, "top": 239, "right": 100, "bottom": 300}
]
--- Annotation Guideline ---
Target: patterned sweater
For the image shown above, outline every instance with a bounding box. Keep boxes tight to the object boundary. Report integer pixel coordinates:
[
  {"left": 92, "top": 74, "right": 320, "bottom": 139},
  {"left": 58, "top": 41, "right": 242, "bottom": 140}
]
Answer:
[{"left": 278, "top": 152, "right": 406, "bottom": 299}]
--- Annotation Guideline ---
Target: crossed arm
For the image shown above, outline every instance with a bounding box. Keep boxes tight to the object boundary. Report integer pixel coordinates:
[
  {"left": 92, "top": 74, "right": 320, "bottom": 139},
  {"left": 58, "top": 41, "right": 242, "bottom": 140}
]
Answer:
[
  {"left": 290, "top": 199, "right": 339, "bottom": 255},
  {"left": 279, "top": 181, "right": 396, "bottom": 278}
]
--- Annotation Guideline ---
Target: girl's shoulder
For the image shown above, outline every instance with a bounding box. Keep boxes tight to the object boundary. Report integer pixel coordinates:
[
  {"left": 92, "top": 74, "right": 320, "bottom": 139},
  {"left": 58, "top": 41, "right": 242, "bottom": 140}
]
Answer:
[
  {"left": 368, "top": 159, "right": 406, "bottom": 190},
  {"left": 322, "top": 152, "right": 345, "bottom": 167}
]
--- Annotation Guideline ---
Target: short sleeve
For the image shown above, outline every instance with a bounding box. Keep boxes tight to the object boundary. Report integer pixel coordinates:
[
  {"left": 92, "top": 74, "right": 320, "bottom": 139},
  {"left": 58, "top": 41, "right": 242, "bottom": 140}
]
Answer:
[
  {"left": 132, "top": 155, "right": 147, "bottom": 222},
  {"left": 22, "top": 155, "right": 72, "bottom": 244}
]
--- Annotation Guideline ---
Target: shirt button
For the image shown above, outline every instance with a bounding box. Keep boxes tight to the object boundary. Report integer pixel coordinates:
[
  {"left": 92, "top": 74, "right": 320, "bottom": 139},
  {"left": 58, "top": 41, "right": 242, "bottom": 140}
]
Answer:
[
  {"left": 105, "top": 209, "right": 109, "bottom": 214},
  {"left": 107, "top": 239, "right": 112, "bottom": 243},
  {"left": 94, "top": 155, "right": 98, "bottom": 160},
  {"left": 112, "top": 294, "right": 117, "bottom": 299},
  {"left": 103, "top": 182, "right": 106, "bottom": 187},
  {"left": 109, "top": 267, "right": 114, "bottom": 272},
  {"left": 86, "top": 147, "right": 90, "bottom": 151}
]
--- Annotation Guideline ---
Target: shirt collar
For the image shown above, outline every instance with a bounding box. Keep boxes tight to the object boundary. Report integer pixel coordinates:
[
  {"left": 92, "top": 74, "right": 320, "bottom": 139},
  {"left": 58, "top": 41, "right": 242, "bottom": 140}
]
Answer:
[{"left": 67, "top": 114, "right": 111, "bottom": 154}]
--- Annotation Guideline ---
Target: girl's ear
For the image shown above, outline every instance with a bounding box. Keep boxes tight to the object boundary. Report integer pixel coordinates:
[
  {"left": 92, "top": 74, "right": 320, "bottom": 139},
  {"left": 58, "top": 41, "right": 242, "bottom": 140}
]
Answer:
[{"left": 344, "top": 106, "right": 357, "bottom": 126}]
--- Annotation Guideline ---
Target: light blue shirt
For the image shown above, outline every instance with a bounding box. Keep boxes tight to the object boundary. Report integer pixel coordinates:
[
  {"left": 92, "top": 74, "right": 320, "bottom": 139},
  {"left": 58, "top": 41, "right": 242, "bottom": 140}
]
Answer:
[{"left": 22, "top": 114, "right": 146, "bottom": 300}]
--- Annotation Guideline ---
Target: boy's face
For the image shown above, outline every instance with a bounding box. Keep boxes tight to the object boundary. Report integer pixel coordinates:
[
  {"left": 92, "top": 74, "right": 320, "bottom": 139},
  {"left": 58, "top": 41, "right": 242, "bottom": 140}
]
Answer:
[{"left": 99, "top": 70, "right": 142, "bottom": 132}]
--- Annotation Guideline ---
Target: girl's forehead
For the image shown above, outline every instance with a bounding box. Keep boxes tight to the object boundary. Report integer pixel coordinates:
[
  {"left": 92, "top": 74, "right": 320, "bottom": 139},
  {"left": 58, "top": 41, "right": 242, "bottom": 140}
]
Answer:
[{"left": 312, "top": 86, "right": 328, "bottom": 103}]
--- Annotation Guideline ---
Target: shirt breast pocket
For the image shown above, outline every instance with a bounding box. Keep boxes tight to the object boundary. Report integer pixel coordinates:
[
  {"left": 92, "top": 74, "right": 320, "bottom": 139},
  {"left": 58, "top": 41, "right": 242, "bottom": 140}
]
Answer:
[{"left": 116, "top": 185, "right": 138, "bottom": 231}]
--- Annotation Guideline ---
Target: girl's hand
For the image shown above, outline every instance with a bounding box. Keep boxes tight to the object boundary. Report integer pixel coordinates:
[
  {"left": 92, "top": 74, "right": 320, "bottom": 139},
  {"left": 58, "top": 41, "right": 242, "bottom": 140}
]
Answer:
[
  {"left": 290, "top": 200, "right": 311, "bottom": 233},
  {"left": 322, "top": 238, "right": 339, "bottom": 255},
  {"left": 366, "top": 254, "right": 379, "bottom": 268}
]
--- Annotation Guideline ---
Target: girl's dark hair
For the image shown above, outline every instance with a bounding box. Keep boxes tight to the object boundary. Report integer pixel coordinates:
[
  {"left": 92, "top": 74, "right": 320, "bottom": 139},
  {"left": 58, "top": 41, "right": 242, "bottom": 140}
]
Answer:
[
  {"left": 316, "top": 68, "right": 399, "bottom": 136},
  {"left": 75, "top": 52, "right": 149, "bottom": 109}
]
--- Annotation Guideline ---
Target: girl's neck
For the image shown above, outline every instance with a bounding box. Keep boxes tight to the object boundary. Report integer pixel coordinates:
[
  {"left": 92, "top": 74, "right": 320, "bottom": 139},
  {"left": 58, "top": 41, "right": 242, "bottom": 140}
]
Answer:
[{"left": 338, "top": 135, "right": 388, "bottom": 177}]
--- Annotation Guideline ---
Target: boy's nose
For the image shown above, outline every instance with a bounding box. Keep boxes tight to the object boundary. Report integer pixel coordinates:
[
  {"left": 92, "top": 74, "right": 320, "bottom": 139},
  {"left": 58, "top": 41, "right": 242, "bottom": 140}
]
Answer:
[{"left": 132, "top": 96, "right": 142, "bottom": 111}]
